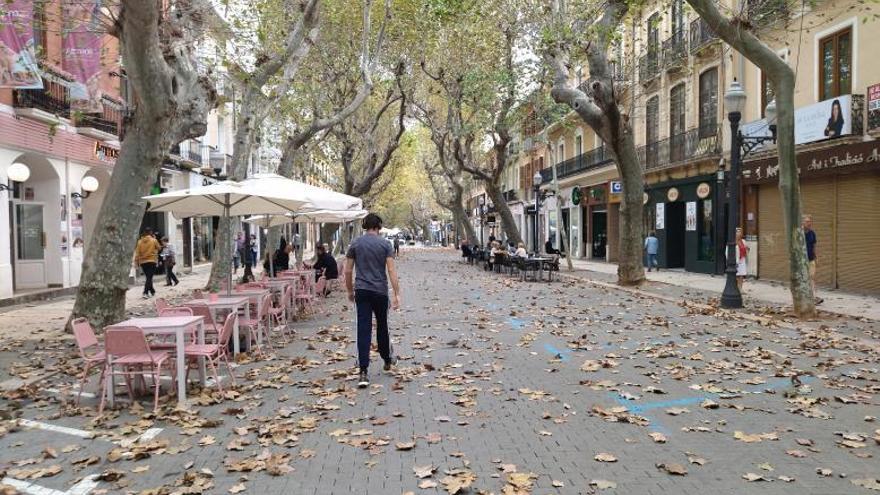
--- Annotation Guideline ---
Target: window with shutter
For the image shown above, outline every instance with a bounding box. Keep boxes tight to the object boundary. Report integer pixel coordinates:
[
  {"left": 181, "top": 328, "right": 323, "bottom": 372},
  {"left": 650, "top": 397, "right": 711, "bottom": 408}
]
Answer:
[{"left": 699, "top": 68, "right": 718, "bottom": 137}]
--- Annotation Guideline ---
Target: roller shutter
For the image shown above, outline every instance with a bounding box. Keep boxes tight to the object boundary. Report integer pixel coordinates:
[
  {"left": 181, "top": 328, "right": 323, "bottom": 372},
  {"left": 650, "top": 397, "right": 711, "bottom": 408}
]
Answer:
[
  {"left": 758, "top": 185, "right": 786, "bottom": 282},
  {"left": 836, "top": 175, "right": 880, "bottom": 293},
  {"left": 758, "top": 181, "right": 834, "bottom": 288}
]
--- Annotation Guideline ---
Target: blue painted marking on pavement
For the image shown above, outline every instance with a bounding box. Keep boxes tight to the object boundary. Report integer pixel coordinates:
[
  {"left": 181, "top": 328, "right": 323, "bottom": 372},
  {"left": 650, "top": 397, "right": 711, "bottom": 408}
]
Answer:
[
  {"left": 508, "top": 317, "right": 526, "bottom": 330},
  {"left": 626, "top": 396, "right": 708, "bottom": 414},
  {"left": 643, "top": 416, "right": 672, "bottom": 436},
  {"left": 543, "top": 343, "right": 570, "bottom": 362}
]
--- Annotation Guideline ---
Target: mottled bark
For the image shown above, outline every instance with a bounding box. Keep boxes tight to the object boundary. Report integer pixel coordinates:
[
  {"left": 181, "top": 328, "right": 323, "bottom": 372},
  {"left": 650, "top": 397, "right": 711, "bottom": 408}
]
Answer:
[
  {"left": 207, "top": 0, "right": 321, "bottom": 290},
  {"left": 687, "top": 0, "right": 815, "bottom": 318},
  {"left": 70, "top": 0, "right": 216, "bottom": 329},
  {"left": 546, "top": 0, "right": 644, "bottom": 285}
]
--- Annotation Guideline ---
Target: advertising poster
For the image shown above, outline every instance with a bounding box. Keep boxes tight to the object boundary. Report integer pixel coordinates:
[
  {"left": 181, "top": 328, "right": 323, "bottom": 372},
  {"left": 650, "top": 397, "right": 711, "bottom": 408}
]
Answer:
[
  {"left": 0, "top": 0, "right": 42, "bottom": 88},
  {"left": 62, "top": 0, "right": 104, "bottom": 112},
  {"left": 655, "top": 203, "right": 665, "bottom": 230},
  {"left": 686, "top": 201, "right": 697, "bottom": 231},
  {"left": 794, "top": 94, "right": 852, "bottom": 144},
  {"left": 868, "top": 83, "right": 880, "bottom": 133}
]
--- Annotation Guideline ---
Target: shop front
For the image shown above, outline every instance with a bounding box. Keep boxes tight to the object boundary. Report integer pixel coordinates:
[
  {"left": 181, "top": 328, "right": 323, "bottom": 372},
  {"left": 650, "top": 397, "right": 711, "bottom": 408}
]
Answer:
[
  {"left": 581, "top": 183, "right": 609, "bottom": 260},
  {"left": 743, "top": 138, "right": 880, "bottom": 294},
  {"left": 646, "top": 176, "right": 719, "bottom": 274}
]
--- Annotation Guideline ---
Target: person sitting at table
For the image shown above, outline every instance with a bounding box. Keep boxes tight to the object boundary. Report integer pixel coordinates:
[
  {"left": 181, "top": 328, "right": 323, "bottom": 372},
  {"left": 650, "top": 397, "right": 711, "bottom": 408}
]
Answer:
[
  {"left": 271, "top": 237, "right": 290, "bottom": 274},
  {"left": 487, "top": 241, "right": 503, "bottom": 271},
  {"left": 545, "top": 238, "right": 561, "bottom": 256},
  {"left": 313, "top": 244, "right": 338, "bottom": 284},
  {"left": 515, "top": 242, "right": 528, "bottom": 258}
]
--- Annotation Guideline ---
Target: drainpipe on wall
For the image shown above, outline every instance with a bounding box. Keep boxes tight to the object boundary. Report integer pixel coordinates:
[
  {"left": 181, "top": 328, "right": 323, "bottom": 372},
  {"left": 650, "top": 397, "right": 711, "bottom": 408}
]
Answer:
[{"left": 64, "top": 157, "right": 72, "bottom": 288}]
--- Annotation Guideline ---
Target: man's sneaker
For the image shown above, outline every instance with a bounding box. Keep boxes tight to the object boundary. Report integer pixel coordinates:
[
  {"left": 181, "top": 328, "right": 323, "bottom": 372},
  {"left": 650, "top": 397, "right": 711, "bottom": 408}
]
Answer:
[
  {"left": 383, "top": 356, "right": 398, "bottom": 371},
  {"left": 357, "top": 371, "right": 370, "bottom": 388}
]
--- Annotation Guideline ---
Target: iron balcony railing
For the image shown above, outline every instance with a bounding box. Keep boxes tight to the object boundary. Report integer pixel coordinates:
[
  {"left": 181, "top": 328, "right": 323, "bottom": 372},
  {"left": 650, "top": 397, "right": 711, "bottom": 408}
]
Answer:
[
  {"left": 12, "top": 65, "right": 72, "bottom": 118},
  {"left": 662, "top": 28, "right": 688, "bottom": 68},
  {"left": 540, "top": 145, "right": 613, "bottom": 183},
  {"left": 639, "top": 49, "right": 660, "bottom": 84},
  {"left": 609, "top": 60, "right": 632, "bottom": 84},
  {"left": 502, "top": 189, "right": 518, "bottom": 202},
  {"left": 76, "top": 96, "right": 124, "bottom": 135},
  {"left": 638, "top": 123, "right": 722, "bottom": 171},
  {"left": 210, "top": 151, "right": 233, "bottom": 175},
  {"left": 689, "top": 18, "right": 719, "bottom": 54},
  {"left": 187, "top": 141, "right": 204, "bottom": 165}
]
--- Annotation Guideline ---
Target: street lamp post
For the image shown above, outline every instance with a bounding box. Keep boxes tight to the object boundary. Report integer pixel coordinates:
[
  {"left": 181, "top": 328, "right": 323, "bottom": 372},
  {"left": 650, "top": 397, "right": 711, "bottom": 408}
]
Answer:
[
  {"left": 721, "top": 79, "right": 777, "bottom": 309},
  {"left": 478, "top": 195, "right": 485, "bottom": 247},
  {"left": 0, "top": 162, "right": 31, "bottom": 194},
  {"left": 533, "top": 171, "right": 542, "bottom": 254}
]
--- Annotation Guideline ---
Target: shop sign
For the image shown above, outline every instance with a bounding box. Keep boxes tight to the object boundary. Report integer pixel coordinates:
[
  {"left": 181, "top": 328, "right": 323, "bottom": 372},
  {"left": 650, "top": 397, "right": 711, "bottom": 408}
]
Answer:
[
  {"left": 869, "top": 83, "right": 880, "bottom": 133},
  {"left": 686, "top": 201, "right": 697, "bottom": 231},
  {"left": 571, "top": 186, "right": 582, "bottom": 205},
  {"left": 94, "top": 142, "right": 119, "bottom": 163},
  {"left": 666, "top": 187, "right": 680, "bottom": 202},
  {"left": 696, "top": 182, "right": 711, "bottom": 199},
  {"left": 655, "top": 203, "right": 665, "bottom": 230},
  {"left": 742, "top": 139, "right": 880, "bottom": 184},
  {"left": 610, "top": 181, "right": 622, "bottom": 194},
  {"left": 794, "top": 94, "right": 853, "bottom": 144}
]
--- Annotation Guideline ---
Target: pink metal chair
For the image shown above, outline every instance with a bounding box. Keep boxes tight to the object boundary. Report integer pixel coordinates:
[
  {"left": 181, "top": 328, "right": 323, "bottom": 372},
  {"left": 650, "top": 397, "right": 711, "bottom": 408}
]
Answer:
[
  {"left": 154, "top": 307, "right": 196, "bottom": 348},
  {"left": 185, "top": 304, "right": 220, "bottom": 343},
  {"left": 184, "top": 313, "right": 236, "bottom": 392},
  {"left": 154, "top": 298, "right": 169, "bottom": 314},
  {"left": 98, "top": 326, "right": 174, "bottom": 414},
  {"left": 239, "top": 293, "right": 272, "bottom": 355},
  {"left": 268, "top": 286, "right": 293, "bottom": 339},
  {"left": 71, "top": 318, "right": 106, "bottom": 406}
]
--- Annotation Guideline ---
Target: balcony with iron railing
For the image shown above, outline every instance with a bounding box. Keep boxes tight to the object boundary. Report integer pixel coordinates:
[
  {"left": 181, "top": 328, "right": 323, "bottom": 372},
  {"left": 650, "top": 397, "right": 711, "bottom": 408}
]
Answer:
[
  {"left": 502, "top": 189, "right": 519, "bottom": 203},
  {"left": 12, "top": 65, "right": 73, "bottom": 119},
  {"left": 689, "top": 18, "right": 719, "bottom": 55},
  {"left": 210, "top": 150, "right": 233, "bottom": 175},
  {"left": 662, "top": 29, "right": 688, "bottom": 71},
  {"left": 540, "top": 145, "right": 613, "bottom": 183},
  {"left": 639, "top": 49, "right": 660, "bottom": 85},
  {"left": 75, "top": 96, "right": 124, "bottom": 137},
  {"left": 638, "top": 123, "right": 722, "bottom": 171}
]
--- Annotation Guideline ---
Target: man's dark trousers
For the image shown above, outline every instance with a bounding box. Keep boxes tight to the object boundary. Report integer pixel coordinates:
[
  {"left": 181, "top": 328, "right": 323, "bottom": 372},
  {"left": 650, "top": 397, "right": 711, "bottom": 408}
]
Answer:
[
  {"left": 355, "top": 289, "right": 391, "bottom": 371},
  {"left": 141, "top": 262, "right": 157, "bottom": 296}
]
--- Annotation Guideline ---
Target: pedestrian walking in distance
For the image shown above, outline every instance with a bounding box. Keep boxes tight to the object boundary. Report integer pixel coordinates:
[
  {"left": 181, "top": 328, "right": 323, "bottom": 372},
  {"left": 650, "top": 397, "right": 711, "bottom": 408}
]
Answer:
[
  {"left": 134, "top": 228, "right": 162, "bottom": 299},
  {"left": 803, "top": 215, "right": 823, "bottom": 304},
  {"left": 644, "top": 231, "right": 659, "bottom": 272},
  {"left": 344, "top": 213, "right": 402, "bottom": 388},
  {"left": 160, "top": 236, "right": 179, "bottom": 286}
]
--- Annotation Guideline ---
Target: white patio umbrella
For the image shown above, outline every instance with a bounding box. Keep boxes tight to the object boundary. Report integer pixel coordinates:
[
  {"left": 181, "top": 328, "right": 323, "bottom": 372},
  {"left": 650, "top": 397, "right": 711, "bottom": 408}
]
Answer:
[
  {"left": 143, "top": 180, "right": 313, "bottom": 294},
  {"left": 238, "top": 173, "right": 363, "bottom": 212}
]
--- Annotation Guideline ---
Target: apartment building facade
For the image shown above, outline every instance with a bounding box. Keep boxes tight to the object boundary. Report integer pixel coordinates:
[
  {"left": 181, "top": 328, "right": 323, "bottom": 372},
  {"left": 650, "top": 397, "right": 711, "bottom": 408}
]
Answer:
[{"left": 528, "top": 0, "right": 879, "bottom": 293}]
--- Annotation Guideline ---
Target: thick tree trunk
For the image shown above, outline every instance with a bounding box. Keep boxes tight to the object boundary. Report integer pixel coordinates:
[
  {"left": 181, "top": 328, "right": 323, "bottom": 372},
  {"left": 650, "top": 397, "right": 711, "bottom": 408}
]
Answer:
[
  {"left": 550, "top": 163, "right": 574, "bottom": 271},
  {"left": 73, "top": 128, "right": 166, "bottom": 328},
  {"left": 615, "top": 138, "right": 646, "bottom": 285},
  {"left": 775, "top": 77, "right": 815, "bottom": 316},
  {"left": 685, "top": 0, "right": 815, "bottom": 318},
  {"left": 70, "top": 0, "right": 215, "bottom": 329},
  {"left": 485, "top": 182, "right": 522, "bottom": 245}
]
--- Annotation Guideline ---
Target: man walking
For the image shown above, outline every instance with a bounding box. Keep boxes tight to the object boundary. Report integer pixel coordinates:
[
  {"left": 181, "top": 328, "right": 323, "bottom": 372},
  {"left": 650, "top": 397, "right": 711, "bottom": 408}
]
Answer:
[
  {"left": 644, "top": 231, "right": 659, "bottom": 272},
  {"left": 803, "top": 215, "right": 822, "bottom": 304},
  {"left": 344, "top": 213, "right": 401, "bottom": 388},
  {"left": 135, "top": 228, "right": 162, "bottom": 299}
]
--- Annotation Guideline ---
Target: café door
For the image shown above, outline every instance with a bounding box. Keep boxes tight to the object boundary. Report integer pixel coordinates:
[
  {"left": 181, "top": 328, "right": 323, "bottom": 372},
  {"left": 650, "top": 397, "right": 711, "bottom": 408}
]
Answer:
[{"left": 13, "top": 202, "right": 47, "bottom": 289}]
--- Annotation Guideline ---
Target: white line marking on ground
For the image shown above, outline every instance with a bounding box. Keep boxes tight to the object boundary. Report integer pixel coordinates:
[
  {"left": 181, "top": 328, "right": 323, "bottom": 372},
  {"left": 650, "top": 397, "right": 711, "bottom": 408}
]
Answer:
[
  {"left": 0, "top": 474, "right": 98, "bottom": 495},
  {"left": 44, "top": 387, "right": 96, "bottom": 399},
  {"left": 17, "top": 419, "right": 95, "bottom": 439}
]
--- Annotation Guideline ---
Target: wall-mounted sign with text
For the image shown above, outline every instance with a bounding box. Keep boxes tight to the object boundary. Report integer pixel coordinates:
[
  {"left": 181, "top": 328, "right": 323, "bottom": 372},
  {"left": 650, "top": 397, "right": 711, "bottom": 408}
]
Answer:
[
  {"left": 868, "top": 84, "right": 880, "bottom": 133},
  {"left": 94, "top": 142, "right": 119, "bottom": 163},
  {"left": 742, "top": 138, "right": 880, "bottom": 184}
]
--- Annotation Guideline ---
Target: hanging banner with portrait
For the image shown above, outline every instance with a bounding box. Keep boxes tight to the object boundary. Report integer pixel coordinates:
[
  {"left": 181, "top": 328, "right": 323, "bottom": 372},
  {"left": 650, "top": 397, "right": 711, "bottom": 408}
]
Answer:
[
  {"left": 794, "top": 94, "right": 853, "bottom": 144},
  {"left": 0, "top": 0, "right": 43, "bottom": 89},
  {"left": 62, "top": 0, "right": 104, "bottom": 112}
]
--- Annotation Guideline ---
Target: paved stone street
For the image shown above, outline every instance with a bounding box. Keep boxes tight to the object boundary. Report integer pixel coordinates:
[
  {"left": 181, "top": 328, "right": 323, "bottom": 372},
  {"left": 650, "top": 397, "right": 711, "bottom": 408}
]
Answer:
[{"left": 1, "top": 249, "right": 879, "bottom": 494}]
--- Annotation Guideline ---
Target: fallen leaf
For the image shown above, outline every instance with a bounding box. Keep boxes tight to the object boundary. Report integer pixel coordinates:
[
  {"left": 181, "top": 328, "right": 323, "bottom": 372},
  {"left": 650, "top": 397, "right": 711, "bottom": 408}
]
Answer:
[
  {"left": 552, "top": 479, "right": 564, "bottom": 487},
  {"left": 395, "top": 442, "right": 416, "bottom": 451},
  {"left": 413, "top": 465, "right": 435, "bottom": 479},
  {"left": 656, "top": 463, "right": 687, "bottom": 475},
  {"left": 418, "top": 480, "right": 438, "bottom": 489},
  {"left": 649, "top": 432, "right": 667, "bottom": 443},
  {"left": 594, "top": 453, "right": 618, "bottom": 463},
  {"left": 229, "top": 483, "right": 247, "bottom": 493},
  {"left": 589, "top": 479, "right": 617, "bottom": 490},
  {"left": 743, "top": 473, "right": 768, "bottom": 482},
  {"left": 852, "top": 479, "right": 880, "bottom": 491}
]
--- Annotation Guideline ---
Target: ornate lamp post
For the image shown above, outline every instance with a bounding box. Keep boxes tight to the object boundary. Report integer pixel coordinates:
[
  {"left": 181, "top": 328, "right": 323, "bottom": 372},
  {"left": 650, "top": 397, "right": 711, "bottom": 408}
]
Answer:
[
  {"left": 533, "top": 171, "right": 542, "bottom": 254},
  {"left": 721, "top": 79, "right": 777, "bottom": 309},
  {"left": 1, "top": 162, "right": 31, "bottom": 193}
]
